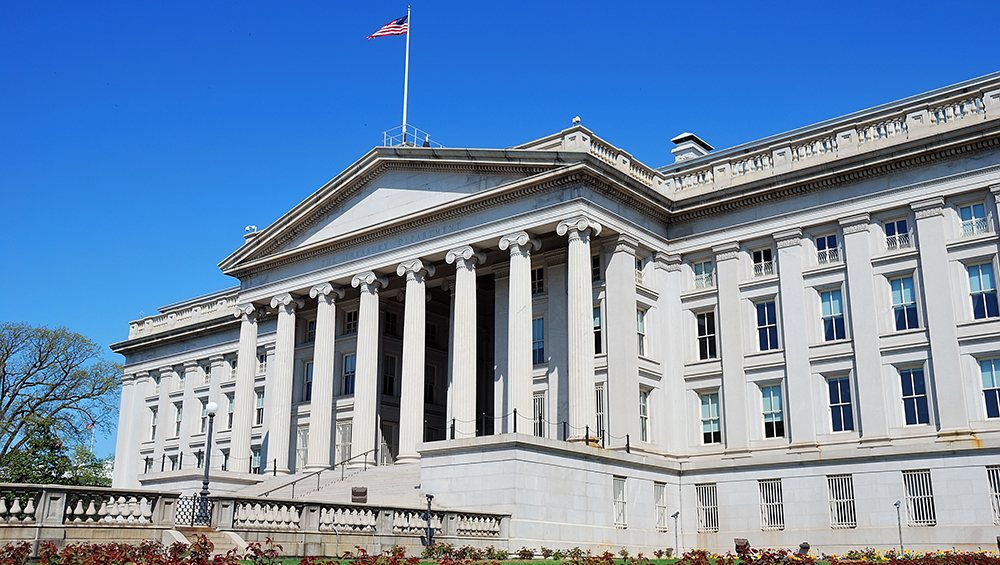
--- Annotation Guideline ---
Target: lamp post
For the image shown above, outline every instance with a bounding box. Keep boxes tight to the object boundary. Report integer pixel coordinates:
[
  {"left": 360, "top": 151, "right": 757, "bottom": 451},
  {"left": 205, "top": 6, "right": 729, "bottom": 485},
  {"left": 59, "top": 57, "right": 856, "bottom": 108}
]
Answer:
[
  {"left": 197, "top": 401, "right": 219, "bottom": 524},
  {"left": 894, "top": 500, "right": 903, "bottom": 552},
  {"left": 671, "top": 511, "right": 680, "bottom": 556}
]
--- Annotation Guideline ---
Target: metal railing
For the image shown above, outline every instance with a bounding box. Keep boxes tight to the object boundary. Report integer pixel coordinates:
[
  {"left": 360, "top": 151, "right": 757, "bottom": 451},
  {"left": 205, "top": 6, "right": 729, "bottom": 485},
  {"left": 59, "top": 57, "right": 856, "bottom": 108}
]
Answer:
[
  {"left": 886, "top": 231, "right": 913, "bottom": 251},
  {"left": 753, "top": 260, "right": 776, "bottom": 278},
  {"left": 260, "top": 448, "right": 377, "bottom": 498},
  {"left": 383, "top": 124, "right": 442, "bottom": 148},
  {"left": 817, "top": 247, "right": 842, "bottom": 265},
  {"left": 962, "top": 215, "right": 993, "bottom": 237}
]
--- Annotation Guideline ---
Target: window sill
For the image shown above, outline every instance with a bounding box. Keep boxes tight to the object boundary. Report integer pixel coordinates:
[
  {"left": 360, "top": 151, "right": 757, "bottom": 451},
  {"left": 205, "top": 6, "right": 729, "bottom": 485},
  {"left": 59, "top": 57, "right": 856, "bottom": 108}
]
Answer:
[
  {"left": 802, "top": 261, "right": 846, "bottom": 278},
  {"left": 680, "top": 286, "right": 718, "bottom": 301},
  {"left": 958, "top": 316, "right": 1000, "bottom": 327},
  {"left": 871, "top": 247, "right": 919, "bottom": 265},
  {"left": 946, "top": 231, "right": 997, "bottom": 251}
]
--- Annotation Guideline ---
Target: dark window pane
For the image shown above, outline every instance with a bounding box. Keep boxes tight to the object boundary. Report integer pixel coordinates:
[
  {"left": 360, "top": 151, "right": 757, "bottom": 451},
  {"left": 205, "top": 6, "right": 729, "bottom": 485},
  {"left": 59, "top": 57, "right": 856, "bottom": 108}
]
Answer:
[
  {"left": 766, "top": 302, "right": 776, "bottom": 323},
  {"left": 757, "top": 303, "right": 767, "bottom": 326},
  {"left": 768, "top": 327, "right": 779, "bottom": 349},
  {"left": 824, "top": 319, "right": 835, "bottom": 341},
  {"left": 842, "top": 406, "right": 854, "bottom": 431},
  {"left": 986, "top": 391, "right": 1000, "bottom": 419},
  {"left": 759, "top": 329, "right": 768, "bottom": 351},
  {"left": 906, "top": 306, "right": 919, "bottom": 329},
  {"left": 901, "top": 373, "right": 914, "bottom": 396},
  {"left": 916, "top": 397, "right": 929, "bottom": 424},
  {"left": 839, "top": 378, "right": 851, "bottom": 399},
  {"left": 904, "top": 399, "right": 917, "bottom": 425},
  {"left": 707, "top": 313, "right": 715, "bottom": 334},
  {"left": 708, "top": 339, "right": 717, "bottom": 358},
  {"left": 835, "top": 317, "right": 846, "bottom": 340},
  {"left": 774, "top": 421, "right": 784, "bottom": 437},
  {"left": 987, "top": 292, "right": 1000, "bottom": 317},
  {"left": 973, "top": 295, "right": 987, "bottom": 319},
  {"left": 831, "top": 408, "right": 843, "bottom": 432},
  {"left": 912, "top": 371, "right": 926, "bottom": 395}
]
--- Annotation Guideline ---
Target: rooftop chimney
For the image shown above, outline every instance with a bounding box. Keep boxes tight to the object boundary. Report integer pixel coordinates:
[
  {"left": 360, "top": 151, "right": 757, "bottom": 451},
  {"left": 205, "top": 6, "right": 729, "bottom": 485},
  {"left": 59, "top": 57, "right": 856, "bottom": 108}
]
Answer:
[{"left": 671, "top": 132, "right": 713, "bottom": 163}]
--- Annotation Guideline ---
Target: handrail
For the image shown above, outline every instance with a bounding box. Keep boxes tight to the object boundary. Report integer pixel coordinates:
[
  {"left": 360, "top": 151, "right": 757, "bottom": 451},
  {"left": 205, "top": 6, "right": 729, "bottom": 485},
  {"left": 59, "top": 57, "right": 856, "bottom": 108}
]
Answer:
[{"left": 260, "top": 448, "right": 378, "bottom": 498}]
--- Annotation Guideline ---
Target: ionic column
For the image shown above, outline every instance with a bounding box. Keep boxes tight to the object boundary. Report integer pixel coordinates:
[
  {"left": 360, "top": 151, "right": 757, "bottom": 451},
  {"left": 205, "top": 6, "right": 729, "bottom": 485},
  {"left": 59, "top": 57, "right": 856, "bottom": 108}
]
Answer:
[
  {"left": 557, "top": 217, "right": 602, "bottom": 442},
  {"left": 446, "top": 246, "right": 486, "bottom": 439},
  {"left": 268, "top": 293, "right": 304, "bottom": 475},
  {"left": 112, "top": 373, "right": 136, "bottom": 488},
  {"left": 307, "top": 283, "right": 345, "bottom": 470},
  {"left": 351, "top": 271, "right": 388, "bottom": 467},
  {"left": 499, "top": 231, "right": 541, "bottom": 434},
  {"left": 231, "top": 304, "right": 260, "bottom": 468},
  {"left": 714, "top": 242, "right": 749, "bottom": 455},
  {"left": 396, "top": 259, "right": 436, "bottom": 463}
]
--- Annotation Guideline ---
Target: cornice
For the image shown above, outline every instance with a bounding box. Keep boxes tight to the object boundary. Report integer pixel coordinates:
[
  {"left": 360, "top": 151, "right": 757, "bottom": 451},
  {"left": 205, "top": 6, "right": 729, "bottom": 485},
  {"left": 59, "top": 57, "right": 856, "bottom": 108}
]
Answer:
[
  {"left": 839, "top": 213, "right": 871, "bottom": 234},
  {"left": 713, "top": 242, "right": 740, "bottom": 262},
  {"left": 911, "top": 196, "right": 945, "bottom": 219},
  {"left": 774, "top": 228, "right": 802, "bottom": 249}
]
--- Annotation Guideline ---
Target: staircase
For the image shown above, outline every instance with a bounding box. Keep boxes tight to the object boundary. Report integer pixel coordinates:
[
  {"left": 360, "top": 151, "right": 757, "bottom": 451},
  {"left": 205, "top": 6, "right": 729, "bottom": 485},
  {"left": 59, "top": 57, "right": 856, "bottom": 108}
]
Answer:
[
  {"left": 174, "top": 526, "right": 246, "bottom": 555},
  {"left": 235, "top": 464, "right": 425, "bottom": 507}
]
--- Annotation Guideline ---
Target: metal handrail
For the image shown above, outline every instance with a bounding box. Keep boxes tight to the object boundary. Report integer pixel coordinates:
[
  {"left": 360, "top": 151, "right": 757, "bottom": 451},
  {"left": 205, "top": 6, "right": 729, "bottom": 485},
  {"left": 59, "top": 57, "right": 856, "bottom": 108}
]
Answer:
[{"left": 260, "top": 448, "right": 377, "bottom": 498}]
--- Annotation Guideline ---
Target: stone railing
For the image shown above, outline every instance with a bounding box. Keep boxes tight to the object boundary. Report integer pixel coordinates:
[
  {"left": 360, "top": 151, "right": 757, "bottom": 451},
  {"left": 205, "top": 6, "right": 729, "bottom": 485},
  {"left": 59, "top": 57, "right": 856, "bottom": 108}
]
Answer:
[
  {"left": 233, "top": 501, "right": 302, "bottom": 530},
  {"left": 128, "top": 290, "right": 240, "bottom": 339},
  {"left": 455, "top": 512, "right": 502, "bottom": 537}
]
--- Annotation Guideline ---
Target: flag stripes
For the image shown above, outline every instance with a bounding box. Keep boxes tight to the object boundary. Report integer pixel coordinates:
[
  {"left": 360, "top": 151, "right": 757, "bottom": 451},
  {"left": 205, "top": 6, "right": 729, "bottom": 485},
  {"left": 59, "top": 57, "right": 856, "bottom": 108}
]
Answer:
[{"left": 367, "top": 15, "right": 408, "bottom": 39}]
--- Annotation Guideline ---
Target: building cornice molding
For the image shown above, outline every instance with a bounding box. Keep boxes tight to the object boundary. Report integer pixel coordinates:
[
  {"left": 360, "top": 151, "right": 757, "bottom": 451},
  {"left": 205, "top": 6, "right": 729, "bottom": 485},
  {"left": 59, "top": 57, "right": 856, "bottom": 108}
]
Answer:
[
  {"left": 713, "top": 242, "right": 741, "bottom": 261},
  {"left": 911, "top": 196, "right": 946, "bottom": 219},
  {"left": 774, "top": 228, "right": 803, "bottom": 249},
  {"left": 839, "top": 213, "right": 872, "bottom": 234}
]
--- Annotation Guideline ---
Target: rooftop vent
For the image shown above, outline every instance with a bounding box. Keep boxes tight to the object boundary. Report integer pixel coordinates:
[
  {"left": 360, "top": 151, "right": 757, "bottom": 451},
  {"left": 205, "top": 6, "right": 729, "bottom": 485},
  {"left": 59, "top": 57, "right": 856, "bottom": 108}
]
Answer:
[{"left": 671, "top": 132, "right": 713, "bottom": 163}]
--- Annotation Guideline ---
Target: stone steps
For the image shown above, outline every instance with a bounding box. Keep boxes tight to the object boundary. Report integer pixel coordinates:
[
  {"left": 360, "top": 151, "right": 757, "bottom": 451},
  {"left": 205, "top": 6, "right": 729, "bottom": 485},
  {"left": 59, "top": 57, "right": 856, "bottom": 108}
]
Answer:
[{"left": 174, "top": 526, "right": 245, "bottom": 555}]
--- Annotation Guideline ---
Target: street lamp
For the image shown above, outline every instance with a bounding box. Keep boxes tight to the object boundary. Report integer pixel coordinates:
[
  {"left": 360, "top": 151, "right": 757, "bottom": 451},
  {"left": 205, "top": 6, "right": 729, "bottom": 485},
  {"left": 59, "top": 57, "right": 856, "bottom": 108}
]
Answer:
[
  {"left": 671, "top": 511, "right": 680, "bottom": 556},
  {"left": 894, "top": 500, "right": 903, "bottom": 552},
  {"left": 197, "top": 401, "right": 219, "bottom": 524}
]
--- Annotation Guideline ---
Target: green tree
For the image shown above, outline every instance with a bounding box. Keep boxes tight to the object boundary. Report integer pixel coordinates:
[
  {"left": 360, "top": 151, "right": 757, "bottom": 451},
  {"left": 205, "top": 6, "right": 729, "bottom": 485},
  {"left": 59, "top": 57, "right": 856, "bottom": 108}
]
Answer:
[{"left": 0, "top": 421, "right": 111, "bottom": 485}]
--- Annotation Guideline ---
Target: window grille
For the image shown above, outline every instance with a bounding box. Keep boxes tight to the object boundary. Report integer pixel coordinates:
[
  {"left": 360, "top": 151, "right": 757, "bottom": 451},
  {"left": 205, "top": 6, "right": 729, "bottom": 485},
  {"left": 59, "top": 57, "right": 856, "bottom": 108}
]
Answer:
[
  {"left": 960, "top": 203, "right": 991, "bottom": 237},
  {"left": 821, "top": 289, "right": 846, "bottom": 341},
  {"left": 532, "top": 317, "right": 545, "bottom": 365},
  {"left": 816, "top": 234, "right": 841, "bottom": 264},
  {"left": 595, "top": 383, "right": 606, "bottom": 443},
  {"left": 613, "top": 476, "right": 627, "bottom": 529},
  {"left": 654, "top": 482, "right": 668, "bottom": 532},
  {"left": 530, "top": 267, "right": 545, "bottom": 294},
  {"left": 827, "top": 474, "right": 857, "bottom": 528},
  {"left": 891, "top": 277, "right": 919, "bottom": 330},
  {"left": 202, "top": 365, "right": 212, "bottom": 385},
  {"left": 828, "top": 376, "right": 854, "bottom": 432},
  {"left": 761, "top": 385, "right": 784, "bottom": 438},
  {"left": 885, "top": 219, "right": 912, "bottom": 250},
  {"left": 697, "top": 311, "right": 717, "bottom": 360},
  {"left": 758, "top": 478, "right": 785, "bottom": 530},
  {"left": 177, "top": 371, "right": 185, "bottom": 390},
  {"left": 255, "top": 389, "right": 265, "bottom": 425},
  {"left": 153, "top": 375, "right": 161, "bottom": 394},
  {"left": 902, "top": 469, "right": 936, "bottom": 526},
  {"left": 638, "top": 390, "right": 650, "bottom": 442},
  {"left": 701, "top": 393, "right": 721, "bottom": 444},
  {"left": 756, "top": 301, "right": 779, "bottom": 350},
  {"left": 335, "top": 422, "right": 353, "bottom": 464},
  {"left": 150, "top": 407, "right": 158, "bottom": 440},
  {"left": 968, "top": 263, "right": 999, "bottom": 319},
  {"left": 226, "top": 394, "right": 234, "bottom": 429},
  {"left": 988, "top": 466, "right": 1000, "bottom": 525},
  {"left": 982, "top": 359, "right": 1000, "bottom": 419},
  {"left": 229, "top": 359, "right": 237, "bottom": 379},
  {"left": 533, "top": 393, "right": 545, "bottom": 437},
  {"left": 257, "top": 353, "right": 267, "bottom": 375},
  {"left": 306, "top": 320, "right": 316, "bottom": 342},
  {"left": 900, "top": 367, "right": 930, "bottom": 425},
  {"left": 344, "top": 310, "right": 359, "bottom": 334},
  {"left": 752, "top": 248, "right": 775, "bottom": 277},
  {"left": 635, "top": 257, "right": 646, "bottom": 286},
  {"left": 694, "top": 260, "right": 714, "bottom": 288},
  {"left": 695, "top": 483, "right": 719, "bottom": 532}
]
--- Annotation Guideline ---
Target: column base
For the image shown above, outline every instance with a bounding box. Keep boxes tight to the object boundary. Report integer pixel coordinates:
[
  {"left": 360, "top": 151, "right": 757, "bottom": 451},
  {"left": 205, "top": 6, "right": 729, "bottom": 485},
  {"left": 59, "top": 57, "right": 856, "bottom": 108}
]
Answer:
[
  {"left": 936, "top": 428, "right": 977, "bottom": 444},
  {"left": 567, "top": 435, "right": 600, "bottom": 446},
  {"left": 347, "top": 456, "right": 377, "bottom": 470},
  {"left": 857, "top": 434, "right": 892, "bottom": 448},
  {"left": 271, "top": 469, "right": 290, "bottom": 477},
  {"left": 303, "top": 464, "right": 332, "bottom": 473},
  {"left": 722, "top": 448, "right": 752, "bottom": 459},
  {"left": 394, "top": 453, "right": 421, "bottom": 465},
  {"left": 787, "top": 442, "right": 820, "bottom": 454}
]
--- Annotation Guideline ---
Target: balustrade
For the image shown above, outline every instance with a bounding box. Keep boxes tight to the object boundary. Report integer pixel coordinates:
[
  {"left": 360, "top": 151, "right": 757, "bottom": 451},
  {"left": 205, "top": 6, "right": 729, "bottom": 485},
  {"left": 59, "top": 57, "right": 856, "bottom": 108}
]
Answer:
[
  {"left": 392, "top": 509, "right": 441, "bottom": 535},
  {"left": 676, "top": 168, "right": 713, "bottom": 191},
  {"left": 886, "top": 231, "right": 914, "bottom": 251},
  {"left": 318, "top": 505, "right": 378, "bottom": 533},
  {"left": 730, "top": 152, "right": 772, "bottom": 178},
  {"left": 753, "top": 260, "right": 776, "bottom": 278},
  {"left": 233, "top": 501, "right": 302, "bottom": 530},
  {"left": 931, "top": 96, "right": 985, "bottom": 125},
  {"left": 0, "top": 488, "right": 39, "bottom": 523},
  {"left": 791, "top": 136, "right": 836, "bottom": 162},
  {"left": 858, "top": 117, "right": 907, "bottom": 144},
  {"left": 962, "top": 215, "right": 993, "bottom": 237},
  {"left": 455, "top": 513, "right": 502, "bottom": 537},
  {"left": 65, "top": 492, "right": 155, "bottom": 525}
]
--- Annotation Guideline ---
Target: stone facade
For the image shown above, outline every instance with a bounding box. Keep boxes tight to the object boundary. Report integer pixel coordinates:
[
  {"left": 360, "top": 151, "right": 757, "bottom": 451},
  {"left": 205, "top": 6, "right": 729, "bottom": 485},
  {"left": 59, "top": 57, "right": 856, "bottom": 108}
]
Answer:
[{"left": 112, "top": 73, "right": 1000, "bottom": 553}]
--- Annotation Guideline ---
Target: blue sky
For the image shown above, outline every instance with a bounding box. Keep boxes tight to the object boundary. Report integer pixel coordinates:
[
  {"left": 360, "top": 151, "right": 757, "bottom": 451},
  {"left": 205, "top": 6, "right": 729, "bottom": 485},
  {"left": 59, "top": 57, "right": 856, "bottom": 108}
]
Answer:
[{"left": 2, "top": 1, "right": 998, "bottom": 457}]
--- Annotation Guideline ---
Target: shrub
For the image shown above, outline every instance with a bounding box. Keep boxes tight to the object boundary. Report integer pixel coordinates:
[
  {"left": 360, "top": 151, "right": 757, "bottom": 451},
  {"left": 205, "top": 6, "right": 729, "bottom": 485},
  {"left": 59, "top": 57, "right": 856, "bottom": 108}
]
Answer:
[{"left": 516, "top": 547, "right": 536, "bottom": 560}]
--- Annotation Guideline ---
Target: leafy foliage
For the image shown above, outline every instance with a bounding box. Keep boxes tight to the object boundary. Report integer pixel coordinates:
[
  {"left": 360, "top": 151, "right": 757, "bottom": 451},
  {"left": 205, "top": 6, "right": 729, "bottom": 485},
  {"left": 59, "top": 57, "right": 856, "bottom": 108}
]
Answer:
[{"left": 0, "top": 419, "right": 110, "bottom": 485}]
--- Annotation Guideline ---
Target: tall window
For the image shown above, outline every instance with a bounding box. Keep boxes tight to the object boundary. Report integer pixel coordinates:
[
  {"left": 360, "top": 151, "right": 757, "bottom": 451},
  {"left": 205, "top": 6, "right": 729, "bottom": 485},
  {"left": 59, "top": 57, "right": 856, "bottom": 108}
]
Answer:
[
  {"left": 200, "top": 399, "right": 208, "bottom": 433},
  {"left": 827, "top": 474, "right": 857, "bottom": 528},
  {"left": 383, "top": 355, "right": 398, "bottom": 397},
  {"left": 654, "top": 482, "right": 668, "bottom": 532},
  {"left": 592, "top": 255, "right": 602, "bottom": 281},
  {"left": 383, "top": 312, "right": 398, "bottom": 336},
  {"left": 295, "top": 427, "right": 309, "bottom": 472},
  {"left": 960, "top": 202, "right": 989, "bottom": 237},
  {"left": 761, "top": 385, "right": 784, "bottom": 438},
  {"left": 902, "top": 469, "right": 936, "bottom": 526},
  {"left": 695, "top": 483, "right": 719, "bottom": 533},
  {"left": 988, "top": 466, "right": 1000, "bottom": 525},
  {"left": 424, "top": 365, "right": 436, "bottom": 404},
  {"left": 828, "top": 376, "right": 854, "bottom": 432},
  {"left": 344, "top": 310, "right": 359, "bottom": 334},
  {"left": 255, "top": 389, "right": 265, "bottom": 425},
  {"left": 343, "top": 354, "right": 356, "bottom": 395},
  {"left": 595, "top": 383, "right": 605, "bottom": 444},
  {"left": 202, "top": 364, "right": 212, "bottom": 385},
  {"left": 891, "top": 276, "right": 919, "bottom": 330},
  {"left": 694, "top": 260, "right": 714, "bottom": 288},
  {"left": 900, "top": 367, "right": 930, "bottom": 425},
  {"left": 635, "top": 256, "right": 646, "bottom": 285},
  {"left": 638, "top": 390, "right": 650, "bottom": 442},
  {"left": 221, "top": 449, "right": 230, "bottom": 471},
  {"left": 697, "top": 311, "right": 717, "bottom": 360},
  {"left": 636, "top": 308, "right": 647, "bottom": 357},
  {"left": 969, "top": 263, "right": 999, "bottom": 319},
  {"left": 251, "top": 447, "right": 261, "bottom": 474},
  {"left": 174, "top": 402, "right": 183, "bottom": 437},
  {"left": 700, "top": 393, "right": 721, "bottom": 444},
  {"left": 177, "top": 370, "right": 185, "bottom": 390},
  {"left": 758, "top": 478, "right": 785, "bottom": 531},
  {"left": 144, "top": 457, "right": 154, "bottom": 474},
  {"left": 304, "top": 361, "right": 314, "bottom": 402},
  {"left": 533, "top": 392, "right": 545, "bottom": 437},
  {"left": 226, "top": 394, "right": 234, "bottom": 429},
  {"left": 257, "top": 353, "right": 267, "bottom": 375},
  {"left": 756, "top": 301, "right": 779, "bottom": 351},
  {"left": 532, "top": 317, "right": 545, "bottom": 365},
  {"left": 981, "top": 358, "right": 1000, "bottom": 419},
  {"left": 885, "top": 218, "right": 910, "bottom": 250},
  {"left": 153, "top": 375, "right": 161, "bottom": 394},
  {"left": 613, "top": 476, "right": 627, "bottom": 529},
  {"left": 752, "top": 248, "right": 774, "bottom": 277},
  {"left": 530, "top": 267, "right": 545, "bottom": 294},
  {"left": 593, "top": 306, "right": 603, "bottom": 355},
  {"left": 149, "top": 407, "right": 158, "bottom": 440},
  {"left": 426, "top": 323, "right": 437, "bottom": 346},
  {"left": 821, "top": 289, "right": 846, "bottom": 341},
  {"left": 816, "top": 234, "right": 840, "bottom": 264},
  {"left": 169, "top": 455, "right": 178, "bottom": 471},
  {"left": 195, "top": 450, "right": 204, "bottom": 469},
  {"left": 306, "top": 320, "right": 316, "bottom": 342},
  {"left": 335, "top": 422, "right": 353, "bottom": 464}
]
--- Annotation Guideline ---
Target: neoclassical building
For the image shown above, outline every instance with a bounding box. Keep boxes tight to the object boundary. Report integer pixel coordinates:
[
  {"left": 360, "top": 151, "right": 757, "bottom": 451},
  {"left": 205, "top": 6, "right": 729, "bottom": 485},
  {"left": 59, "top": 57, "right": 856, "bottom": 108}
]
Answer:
[{"left": 112, "top": 73, "right": 1000, "bottom": 552}]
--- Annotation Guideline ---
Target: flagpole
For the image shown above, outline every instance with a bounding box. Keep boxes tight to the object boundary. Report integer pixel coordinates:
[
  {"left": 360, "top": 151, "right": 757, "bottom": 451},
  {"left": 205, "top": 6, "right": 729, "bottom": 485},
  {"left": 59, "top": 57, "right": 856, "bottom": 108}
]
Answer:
[{"left": 402, "top": 5, "right": 411, "bottom": 144}]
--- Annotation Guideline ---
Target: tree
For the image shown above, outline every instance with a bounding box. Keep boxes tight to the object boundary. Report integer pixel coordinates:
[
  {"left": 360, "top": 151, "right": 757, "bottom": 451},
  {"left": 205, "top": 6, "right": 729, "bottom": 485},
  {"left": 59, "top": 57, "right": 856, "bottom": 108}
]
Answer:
[
  {"left": 0, "top": 421, "right": 111, "bottom": 485},
  {"left": 0, "top": 321, "right": 121, "bottom": 464}
]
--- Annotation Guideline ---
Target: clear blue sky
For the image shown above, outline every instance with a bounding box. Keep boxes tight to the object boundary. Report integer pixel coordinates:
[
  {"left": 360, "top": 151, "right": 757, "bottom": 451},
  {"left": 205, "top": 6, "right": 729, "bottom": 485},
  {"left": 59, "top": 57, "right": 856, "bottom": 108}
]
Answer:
[{"left": 3, "top": 1, "right": 998, "bottom": 457}]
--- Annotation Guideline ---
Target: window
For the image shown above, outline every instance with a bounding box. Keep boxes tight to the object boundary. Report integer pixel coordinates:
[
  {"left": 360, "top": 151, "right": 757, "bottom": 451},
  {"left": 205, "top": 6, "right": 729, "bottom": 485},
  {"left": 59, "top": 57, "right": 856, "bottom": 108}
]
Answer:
[
  {"left": 195, "top": 450, "right": 204, "bottom": 470},
  {"left": 700, "top": 393, "right": 721, "bottom": 444},
  {"left": 827, "top": 474, "right": 857, "bottom": 528},
  {"left": 426, "top": 323, "right": 437, "bottom": 347},
  {"left": 816, "top": 234, "right": 840, "bottom": 264},
  {"left": 635, "top": 257, "right": 646, "bottom": 286},
  {"left": 344, "top": 310, "right": 359, "bottom": 334},
  {"left": 885, "top": 218, "right": 911, "bottom": 250},
  {"left": 202, "top": 365, "right": 212, "bottom": 385},
  {"left": 144, "top": 457, "right": 154, "bottom": 474},
  {"left": 960, "top": 202, "right": 990, "bottom": 237},
  {"left": 759, "top": 478, "right": 785, "bottom": 531},
  {"left": 654, "top": 482, "right": 668, "bottom": 532},
  {"left": 639, "top": 390, "right": 650, "bottom": 442},
  {"left": 969, "top": 263, "right": 999, "bottom": 319},
  {"left": 149, "top": 407, "right": 158, "bottom": 440},
  {"left": 592, "top": 255, "right": 602, "bottom": 281},
  {"left": 902, "top": 469, "right": 936, "bottom": 526},
  {"left": 343, "top": 354, "right": 356, "bottom": 395},
  {"left": 981, "top": 358, "right": 1000, "bottom": 418},
  {"left": 613, "top": 476, "right": 627, "bottom": 529},
  {"left": 302, "top": 361, "right": 314, "bottom": 402},
  {"left": 177, "top": 370, "right": 185, "bottom": 390},
  {"left": 169, "top": 455, "right": 178, "bottom": 471},
  {"left": 828, "top": 376, "right": 854, "bottom": 432},
  {"left": 988, "top": 466, "right": 1000, "bottom": 525},
  {"left": 221, "top": 449, "right": 230, "bottom": 471},
  {"left": 424, "top": 365, "right": 436, "bottom": 404},
  {"left": 295, "top": 426, "right": 309, "bottom": 472},
  {"left": 335, "top": 422, "right": 353, "bottom": 464},
  {"left": 229, "top": 359, "right": 237, "bottom": 380},
  {"left": 383, "top": 312, "right": 398, "bottom": 336},
  {"left": 752, "top": 248, "right": 774, "bottom": 277},
  {"left": 900, "top": 367, "right": 930, "bottom": 425},
  {"left": 255, "top": 389, "right": 265, "bottom": 425},
  {"left": 636, "top": 308, "right": 647, "bottom": 357},
  {"left": 530, "top": 267, "right": 545, "bottom": 294},
  {"left": 694, "top": 260, "right": 714, "bottom": 288},
  {"left": 200, "top": 400, "right": 208, "bottom": 433},
  {"left": 756, "top": 301, "right": 779, "bottom": 351},
  {"left": 257, "top": 353, "right": 267, "bottom": 375},
  {"left": 251, "top": 447, "right": 261, "bottom": 474},
  {"left": 533, "top": 393, "right": 545, "bottom": 437},
  {"left": 227, "top": 394, "right": 234, "bottom": 429},
  {"left": 306, "top": 320, "right": 316, "bottom": 342},
  {"left": 593, "top": 307, "right": 603, "bottom": 355},
  {"left": 891, "top": 277, "right": 919, "bottom": 330},
  {"left": 174, "top": 402, "right": 183, "bottom": 437},
  {"left": 383, "top": 355, "right": 398, "bottom": 396},
  {"left": 821, "top": 289, "right": 846, "bottom": 341},
  {"left": 695, "top": 483, "right": 719, "bottom": 533},
  {"left": 697, "top": 311, "right": 717, "bottom": 360},
  {"left": 153, "top": 375, "right": 161, "bottom": 394},
  {"left": 532, "top": 317, "right": 545, "bottom": 365},
  {"left": 761, "top": 384, "right": 784, "bottom": 438},
  {"left": 595, "top": 383, "right": 605, "bottom": 444}
]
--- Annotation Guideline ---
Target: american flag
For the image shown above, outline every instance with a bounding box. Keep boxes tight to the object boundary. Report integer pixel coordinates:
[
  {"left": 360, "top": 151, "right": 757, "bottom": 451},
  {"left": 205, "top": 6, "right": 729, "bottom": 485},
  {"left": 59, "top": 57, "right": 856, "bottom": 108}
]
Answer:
[{"left": 367, "top": 15, "right": 408, "bottom": 39}]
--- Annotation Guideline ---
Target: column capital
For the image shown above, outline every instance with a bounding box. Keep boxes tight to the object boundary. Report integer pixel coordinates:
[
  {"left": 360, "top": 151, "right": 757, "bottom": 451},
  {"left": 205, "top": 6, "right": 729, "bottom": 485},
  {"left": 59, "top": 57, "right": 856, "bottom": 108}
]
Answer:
[
  {"left": 446, "top": 245, "right": 486, "bottom": 266},
  {"left": 774, "top": 228, "right": 802, "bottom": 249},
  {"left": 352, "top": 271, "right": 389, "bottom": 292},
  {"left": 234, "top": 303, "right": 259, "bottom": 321},
  {"left": 270, "top": 292, "right": 305, "bottom": 312},
  {"left": 121, "top": 373, "right": 136, "bottom": 385},
  {"left": 134, "top": 371, "right": 150, "bottom": 382},
  {"left": 911, "top": 197, "right": 945, "bottom": 219},
  {"left": 396, "top": 259, "right": 436, "bottom": 281},
  {"left": 209, "top": 355, "right": 226, "bottom": 367},
  {"left": 183, "top": 360, "right": 200, "bottom": 370},
  {"left": 556, "top": 216, "right": 603, "bottom": 238},
  {"left": 839, "top": 213, "right": 871, "bottom": 234},
  {"left": 498, "top": 231, "right": 541, "bottom": 254},
  {"left": 712, "top": 242, "right": 740, "bottom": 262},
  {"left": 157, "top": 366, "right": 174, "bottom": 377},
  {"left": 309, "top": 283, "right": 345, "bottom": 302},
  {"left": 654, "top": 252, "right": 682, "bottom": 271}
]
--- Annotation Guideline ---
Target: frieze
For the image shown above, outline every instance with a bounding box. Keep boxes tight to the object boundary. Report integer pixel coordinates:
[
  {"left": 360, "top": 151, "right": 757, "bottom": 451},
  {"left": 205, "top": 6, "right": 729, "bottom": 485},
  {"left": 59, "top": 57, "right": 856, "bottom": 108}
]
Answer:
[
  {"left": 839, "top": 214, "right": 871, "bottom": 234},
  {"left": 911, "top": 197, "right": 945, "bottom": 219},
  {"left": 774, "top": 229, "right": 802, "bottom": 249},
  {"left": 713, "top": 242, "right": 740, "bottom": 262}
]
